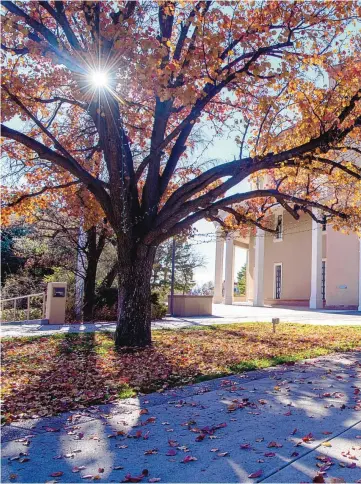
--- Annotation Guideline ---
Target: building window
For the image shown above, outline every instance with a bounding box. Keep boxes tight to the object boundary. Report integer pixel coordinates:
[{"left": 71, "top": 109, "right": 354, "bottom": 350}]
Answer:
[
  {"left": 322, "top": 215, "right": 327, "bottom": 232},
  {"left": 274, "top": 214, "right": 283, "bottom": 241},
  {"left": 274, "top": 263, "right": 282, "bottom": 299},
  {"left": 322, "top": 260, "right": 326, "bottom": 301}
]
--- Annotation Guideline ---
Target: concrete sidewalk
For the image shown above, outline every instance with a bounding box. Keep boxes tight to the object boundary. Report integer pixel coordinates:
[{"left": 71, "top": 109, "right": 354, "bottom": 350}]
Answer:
[
  {"left": 2, "top": 351, "right": 361, "bottom": 483},
  {"left": 1, "top": 304, "right": 361, "bottom": 338}
]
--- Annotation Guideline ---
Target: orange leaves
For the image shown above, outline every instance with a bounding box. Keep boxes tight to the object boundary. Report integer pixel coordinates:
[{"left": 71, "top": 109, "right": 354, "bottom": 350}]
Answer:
[{"left": 2, "top": 324, "right": 361, "bottom": 423}]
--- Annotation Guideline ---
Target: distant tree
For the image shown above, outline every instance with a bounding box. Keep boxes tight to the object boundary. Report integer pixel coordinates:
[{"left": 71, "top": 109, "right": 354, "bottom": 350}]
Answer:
[
  {"left": 192, "top": 281, "right": 214, "bottom": 296},
  {"left": 237, "top": 263, "right": 247, "bottom": 296},
  {"left": 1, "top": 224, "right": 28, "bottom": 286},
  {"left": 152, "top": 239, "right": 205, "bottom": 296}
]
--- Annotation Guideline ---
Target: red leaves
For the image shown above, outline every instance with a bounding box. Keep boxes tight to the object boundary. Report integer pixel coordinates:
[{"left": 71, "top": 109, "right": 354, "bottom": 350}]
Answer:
[
  {"left": 181, "top": 456, "right": 197, "bottom": 463},
  {"left": 302, "top": 433, "right": 314, "bottom": 443},
  {"left": 3, "top": 327, "right": 361, "bottom": 423},
  {"left": 122, "top": 470, "right": 149, "bottom": 483},
  {"left": 313, "top": 474, "right": 325, "bottom": 483},
  {"left": 267, "top": 441, "right": 283, "bottom": 448},
  {"left": 240, "top": 443, "right": 251, "bottom": 450},
  {"left": 248, "top": 469, "right": 263, "bottom": 479},
  {"left": 49, "top": 472, "right": 63, "bottom": 477},
  {"left": 195, "top": 434, "right": 205, "bottom": 442},
  {"left": 166, "top": 449, "right": 176, "bottom": 456},
  {"left": 264, "top": 452, "right": 276, "bottom": 457}
]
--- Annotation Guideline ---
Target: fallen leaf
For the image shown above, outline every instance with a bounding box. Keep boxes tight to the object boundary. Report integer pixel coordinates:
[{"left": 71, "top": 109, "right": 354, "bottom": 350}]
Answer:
[
  {"left": 144, "top": 449, "right": 158, "bottom": 455},
  {"left": 313, "top": 474, "right": 325, "bottom": 483},
  {"left": 268, "top": 441, "right": 283, "bottom": 448},
  {"left": 50, "top": 472, "right": 63, "bottom": 477},
  {"left": 182, "top": 456, "right": 197, "bottom": 463},
  {"left": 248, "top": 470, "right": 263, "bottom": 479},
  {"left": 217, "top": 452, "right": 229, "bottom": 457}
]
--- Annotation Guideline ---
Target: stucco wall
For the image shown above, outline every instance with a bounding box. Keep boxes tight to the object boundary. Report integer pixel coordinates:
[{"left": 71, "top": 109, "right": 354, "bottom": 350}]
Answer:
[
  {"left": 263, "top": 211, "right": 312, "bottom": 301},
  {"left": 325, "top": 228, "right": 359, "bottom": 307}
]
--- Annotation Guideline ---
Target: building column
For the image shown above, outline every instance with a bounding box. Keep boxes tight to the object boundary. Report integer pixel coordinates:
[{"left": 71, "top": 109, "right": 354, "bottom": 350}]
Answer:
[
  {"left": 224, "top": 235, "right": 235, "bottom": 305},
  {"left": 213, "top": 231, "right": 224, "bottom": 304},
  {"left": 309, "top": 213, "right": 323, "bottom": 309},
  {"left": 358, "top": 238, "right": 361, "bottom": 312},
  {"left": 253, "top": 228, "right": 265, "bottom": 306}
]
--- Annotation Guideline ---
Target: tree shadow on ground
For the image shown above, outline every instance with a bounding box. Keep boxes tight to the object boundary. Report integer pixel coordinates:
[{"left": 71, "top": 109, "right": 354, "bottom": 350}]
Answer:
[{"left": 2, "top": 353, "right": 361, "bottom": 483}]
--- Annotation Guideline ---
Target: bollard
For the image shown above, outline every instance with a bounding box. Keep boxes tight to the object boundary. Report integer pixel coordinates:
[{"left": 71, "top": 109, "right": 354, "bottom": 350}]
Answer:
[{"left": 272, "top": 318, "right": 280, "bottom": 333}]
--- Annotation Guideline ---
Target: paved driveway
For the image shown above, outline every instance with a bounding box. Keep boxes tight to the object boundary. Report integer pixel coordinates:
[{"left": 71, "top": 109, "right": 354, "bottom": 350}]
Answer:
[
  {"left": 1, "top": 304, "right": 360, "bottom": 338},
  {"left": 2, "top": 351, "right": 361, "bottom": 482}
]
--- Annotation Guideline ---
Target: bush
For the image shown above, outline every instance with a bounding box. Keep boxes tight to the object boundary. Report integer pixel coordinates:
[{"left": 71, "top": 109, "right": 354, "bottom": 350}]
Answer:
[{"left": 151, "top": 301, "right": 167, "bottom": 320}]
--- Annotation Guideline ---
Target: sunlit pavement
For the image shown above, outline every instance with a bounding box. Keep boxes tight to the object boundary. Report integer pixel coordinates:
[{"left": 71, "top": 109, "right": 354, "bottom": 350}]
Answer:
[
  {"left": 1, "top": 304, "right": 360, "bottom": 338},
  {"left": 2, "top": 351, "right": 361, "bottom": 483}
]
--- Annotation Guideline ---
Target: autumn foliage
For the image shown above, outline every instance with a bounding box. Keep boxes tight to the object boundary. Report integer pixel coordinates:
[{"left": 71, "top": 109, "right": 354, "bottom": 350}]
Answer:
[
  {"left": 1, "top": 1, "right": 361, "bottom": 346},
  {"left": 2, "top": 323, "right": 361, "bottom": 423}
]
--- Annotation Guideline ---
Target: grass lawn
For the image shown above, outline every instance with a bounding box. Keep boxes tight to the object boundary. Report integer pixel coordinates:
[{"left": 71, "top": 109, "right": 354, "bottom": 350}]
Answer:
[{"left": 2, "top": 322, "right": 361, "bottom": 423}]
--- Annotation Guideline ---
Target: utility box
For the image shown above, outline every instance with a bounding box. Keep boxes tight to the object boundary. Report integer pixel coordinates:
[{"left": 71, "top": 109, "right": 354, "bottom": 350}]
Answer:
[
  {"left": 46, "top": 282, "right": 67, "bottom": 324},
  {"left": 168, "top": 295, "right": 213, "bottom": 317}
]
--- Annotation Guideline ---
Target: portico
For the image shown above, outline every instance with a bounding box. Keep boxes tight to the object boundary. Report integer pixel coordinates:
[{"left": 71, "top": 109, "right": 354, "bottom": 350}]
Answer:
[{"left": 214, "top": 210, "right": 361, "bottom": 310}]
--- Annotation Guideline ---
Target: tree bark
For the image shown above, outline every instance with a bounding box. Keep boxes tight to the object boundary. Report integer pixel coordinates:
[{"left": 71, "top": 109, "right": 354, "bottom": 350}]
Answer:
[{"left": 114, "top": 241, "right": 156, "bottom": 348}]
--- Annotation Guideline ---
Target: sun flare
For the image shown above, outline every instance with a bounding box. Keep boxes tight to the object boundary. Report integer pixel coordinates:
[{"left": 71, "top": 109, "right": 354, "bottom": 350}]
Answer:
[{"left": 90, "top": 70, "right": 109, "bottom": 88}]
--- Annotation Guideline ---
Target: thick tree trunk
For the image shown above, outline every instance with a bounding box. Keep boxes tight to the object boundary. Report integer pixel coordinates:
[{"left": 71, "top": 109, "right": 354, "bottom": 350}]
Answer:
[
  {"left": 114, "top": 242, "right": 156, "bottom": 348},
  {"left": 83, "top": 263, "right": 97, "bottom": 321}
]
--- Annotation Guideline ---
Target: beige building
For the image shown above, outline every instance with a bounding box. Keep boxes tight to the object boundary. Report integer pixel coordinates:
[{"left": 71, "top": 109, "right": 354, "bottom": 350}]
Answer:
[{"left": 213, "top": 210, "right": 361, "bottom": 311}]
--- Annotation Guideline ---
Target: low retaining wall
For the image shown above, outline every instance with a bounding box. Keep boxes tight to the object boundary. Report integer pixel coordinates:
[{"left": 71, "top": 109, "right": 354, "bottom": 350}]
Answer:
[{"left": 168, "top": 295, "right": 213, "bottom": 317}]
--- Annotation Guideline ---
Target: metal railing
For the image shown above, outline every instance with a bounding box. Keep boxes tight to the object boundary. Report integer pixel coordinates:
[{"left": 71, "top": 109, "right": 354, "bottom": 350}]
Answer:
[{"left": 0, "top": 292, "right": 46, "bottom": 323}]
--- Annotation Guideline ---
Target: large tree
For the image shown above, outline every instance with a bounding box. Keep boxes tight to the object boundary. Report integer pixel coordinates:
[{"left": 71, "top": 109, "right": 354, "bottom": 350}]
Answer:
[{"left": 1, "top": 1, "right": 361, "bottom": 347}]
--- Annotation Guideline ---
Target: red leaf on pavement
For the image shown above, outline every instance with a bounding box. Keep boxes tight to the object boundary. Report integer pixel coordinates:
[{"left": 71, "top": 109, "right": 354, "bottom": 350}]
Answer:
[
  {"left": 50, "top": 472, "right": 63, "bottom": 477},
  {"left": 302, "top": 433, "right": 314, "bottom": 443},
  {"left": 166, "top": 449, "right": 176, "bottom": 456},
  {"left": 182, "top": 455, "right": 197, "bottom": 463},
  {"left": 248, "top": 470, "right": 263, "bottom": 479},
  {"left": 264, "top": 452, "right": 276, "bottom": 457},
  {"left": 312, "top": 474, "right": 325, "bottom": 483},
  {"left": 268, "top": 441, "right": 283, "bottom": 448},
  {"left": 240, "top": 443, "right": 251, "bottom": 449}
]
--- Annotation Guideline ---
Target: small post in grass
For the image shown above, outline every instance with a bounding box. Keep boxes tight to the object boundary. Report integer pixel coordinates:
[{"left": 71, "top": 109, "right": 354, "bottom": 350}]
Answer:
[{"left": 272, "top": 318, "right": 280, "bottom": 333}]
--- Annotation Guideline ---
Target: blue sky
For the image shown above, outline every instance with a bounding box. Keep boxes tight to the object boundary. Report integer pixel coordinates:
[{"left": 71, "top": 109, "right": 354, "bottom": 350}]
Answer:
[{"left": 189, "top": 132, "right": 249, "bottom": 286}]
